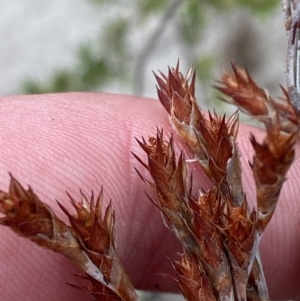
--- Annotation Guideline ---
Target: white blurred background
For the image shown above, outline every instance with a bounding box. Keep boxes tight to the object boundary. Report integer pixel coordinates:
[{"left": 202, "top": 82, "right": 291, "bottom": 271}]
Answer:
[{"left": 0, "top": 0, "right": 287, "bottom": 110}]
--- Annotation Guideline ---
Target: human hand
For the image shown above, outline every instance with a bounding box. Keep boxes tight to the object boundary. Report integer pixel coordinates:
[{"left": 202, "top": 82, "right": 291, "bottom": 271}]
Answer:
[{"left": 0, "top": 93, "right": 299, "bottom": 300}]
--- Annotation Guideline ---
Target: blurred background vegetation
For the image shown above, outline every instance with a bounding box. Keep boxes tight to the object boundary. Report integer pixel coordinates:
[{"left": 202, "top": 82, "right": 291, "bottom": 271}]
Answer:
[{"left": 17, "top": 0, "right": 284, "bottom": 115}]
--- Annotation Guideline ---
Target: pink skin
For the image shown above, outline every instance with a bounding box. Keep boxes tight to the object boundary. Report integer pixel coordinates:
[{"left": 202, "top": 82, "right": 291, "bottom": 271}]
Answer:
[{"left": 0, "top": 93, "right": 299, "bottom": 301}]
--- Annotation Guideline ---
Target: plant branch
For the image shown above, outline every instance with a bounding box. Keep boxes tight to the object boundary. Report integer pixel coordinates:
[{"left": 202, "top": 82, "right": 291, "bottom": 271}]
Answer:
[{"left": 283, "top": 0, "right": 300, "bottom": 118}]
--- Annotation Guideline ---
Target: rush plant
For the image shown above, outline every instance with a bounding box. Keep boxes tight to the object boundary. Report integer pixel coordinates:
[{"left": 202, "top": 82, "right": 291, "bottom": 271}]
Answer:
[{"left": 0, "top": 1, "right": 299, "bottom": 300}]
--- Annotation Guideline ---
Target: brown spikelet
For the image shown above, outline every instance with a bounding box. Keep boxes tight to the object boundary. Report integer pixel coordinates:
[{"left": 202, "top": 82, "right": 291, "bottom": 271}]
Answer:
[
  {"left": 0, "top": 175, "right": 138, "bottom": 301},
  {"left": 135, "top": 130, "right": 237, "bottom": 300},
  {"left": 250, "top": 120, "right": 296, "bottom": 232},
  {"left": 0, "top": 174, "right": 80, "bottom": 259},
  {"left": 155, "top": 64, "right": 241, "bottom": 190},
  {"left": 215, "top": 63, "right": 270, "bottom": 117},
  {"left": 135, "top": 129, "right": 193, "bottom": 240},
  {"left": 170, "top": 252, "right": 217, "bottom": 301},
  {"left": 215, "top": 63, "right": 299, "bottom": 135}
]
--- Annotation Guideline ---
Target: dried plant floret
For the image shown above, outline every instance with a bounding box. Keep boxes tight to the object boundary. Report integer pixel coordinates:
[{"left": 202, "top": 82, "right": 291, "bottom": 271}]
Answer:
[
  {"left": 0, "top": 175, "right": 138, "bottom": 301},
  {"left": 250, "top": 120, "right": 296, "bottom": 232},
  {"left": 214, "top": 63, "right": 299, "bottom": 134}
]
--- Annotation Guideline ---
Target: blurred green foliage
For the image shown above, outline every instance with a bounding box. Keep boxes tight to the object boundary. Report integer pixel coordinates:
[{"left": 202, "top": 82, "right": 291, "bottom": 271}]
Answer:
[{"left": 22, "top": 0, "right": 278, "bottom": 95}]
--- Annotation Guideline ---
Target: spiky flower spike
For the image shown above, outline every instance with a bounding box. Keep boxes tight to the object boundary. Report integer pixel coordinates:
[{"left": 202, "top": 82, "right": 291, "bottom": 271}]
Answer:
[
  {"left": 0, "top": 175, "right": 138, "bottom": 301},
  {"left": 134, "top": 62, "right": 297, "bottom": 301},
  {"left": 214, "top": 63, "right": 299, "bottom": 134}
]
